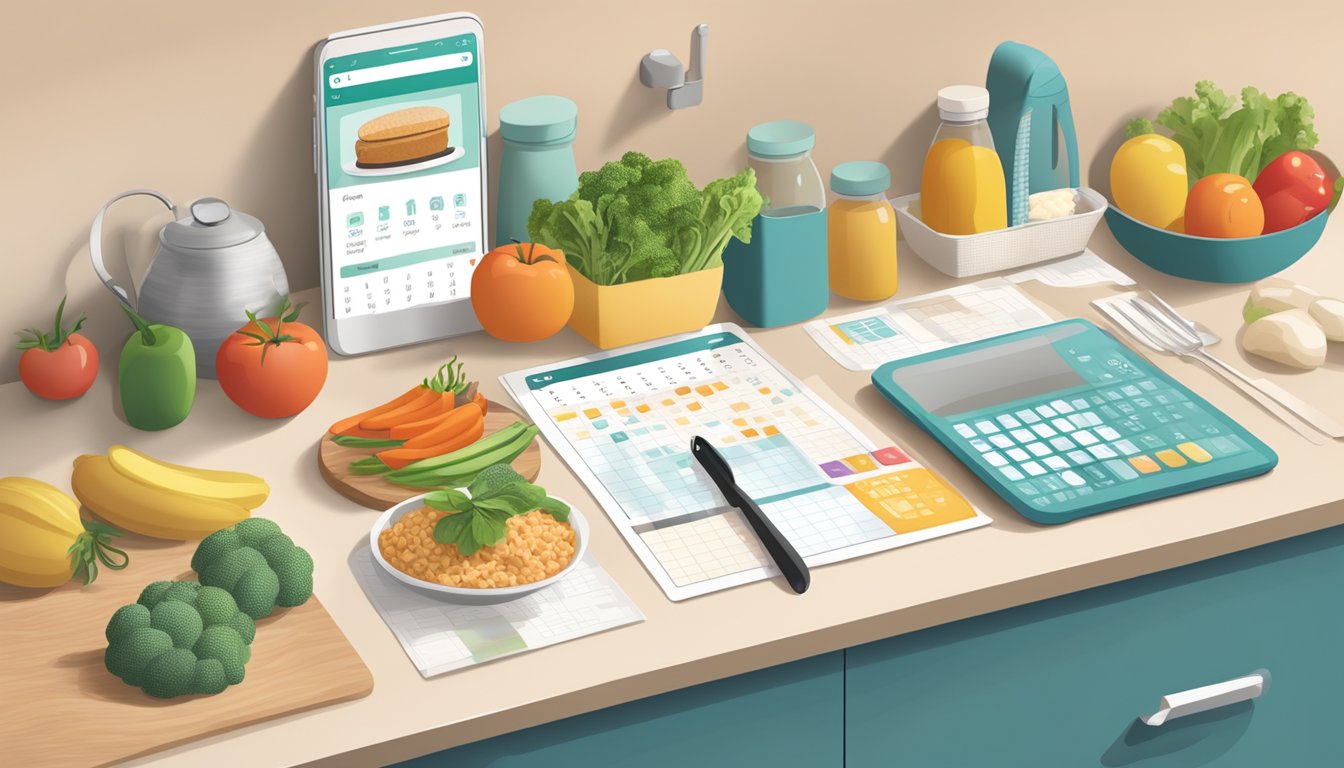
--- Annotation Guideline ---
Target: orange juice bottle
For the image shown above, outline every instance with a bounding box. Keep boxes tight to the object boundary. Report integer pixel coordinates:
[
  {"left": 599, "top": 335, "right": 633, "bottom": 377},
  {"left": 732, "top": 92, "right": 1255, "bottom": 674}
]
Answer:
[
  {"left": 920, "top": 86, "right": 1008, "bottom": 235},
  {"left": 828, "top": 161, "right": 897, "bottom": 301}
]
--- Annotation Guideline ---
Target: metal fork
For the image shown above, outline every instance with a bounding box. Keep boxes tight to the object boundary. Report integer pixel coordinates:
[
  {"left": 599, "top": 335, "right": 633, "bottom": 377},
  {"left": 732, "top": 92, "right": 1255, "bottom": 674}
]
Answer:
[{"left": 1114, "top": 296, "right": 1338, "bottom": 443}]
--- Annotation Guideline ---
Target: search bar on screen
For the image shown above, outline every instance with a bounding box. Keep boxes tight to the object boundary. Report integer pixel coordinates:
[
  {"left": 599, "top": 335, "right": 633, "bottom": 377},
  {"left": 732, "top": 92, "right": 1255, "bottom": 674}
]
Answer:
[{"left": 329, "top": 52, "right": 473, "bottom": 89}]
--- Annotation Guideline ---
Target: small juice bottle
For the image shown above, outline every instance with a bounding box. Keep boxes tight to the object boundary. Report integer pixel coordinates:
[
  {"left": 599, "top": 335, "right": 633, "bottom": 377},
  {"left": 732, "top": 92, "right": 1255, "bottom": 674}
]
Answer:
[
  {"left": 828, "top": 161, "right": 897, "bottom": 301},
  {"left": 920, "top": 85, "right": 1008, "bottom": 235}
]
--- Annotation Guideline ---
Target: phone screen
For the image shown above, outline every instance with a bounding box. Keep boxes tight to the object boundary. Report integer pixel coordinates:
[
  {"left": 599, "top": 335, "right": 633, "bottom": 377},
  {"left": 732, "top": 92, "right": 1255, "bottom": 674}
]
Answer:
[{"left": 321, "top": 32, "right": 483, "bottom": 319}]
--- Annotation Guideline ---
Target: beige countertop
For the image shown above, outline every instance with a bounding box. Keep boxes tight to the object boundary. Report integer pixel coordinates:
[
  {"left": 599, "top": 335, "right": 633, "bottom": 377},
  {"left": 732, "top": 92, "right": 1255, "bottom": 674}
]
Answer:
[{"left": 5, "top": 224, "right": 1343, "bottom": 768}]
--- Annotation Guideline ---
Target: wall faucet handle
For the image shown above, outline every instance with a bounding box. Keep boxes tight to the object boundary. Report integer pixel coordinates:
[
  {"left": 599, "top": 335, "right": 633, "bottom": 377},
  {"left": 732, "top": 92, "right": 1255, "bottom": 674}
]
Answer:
[{"left": 687, "top": 23, "right": 708, "bottom": 83}]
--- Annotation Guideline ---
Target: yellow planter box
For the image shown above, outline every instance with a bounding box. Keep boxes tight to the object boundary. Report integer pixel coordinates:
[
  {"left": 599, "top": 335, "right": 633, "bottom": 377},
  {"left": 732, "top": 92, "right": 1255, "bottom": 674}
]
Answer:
[{"left": 567, "top": 265, "right": 723, "bottom": 349}]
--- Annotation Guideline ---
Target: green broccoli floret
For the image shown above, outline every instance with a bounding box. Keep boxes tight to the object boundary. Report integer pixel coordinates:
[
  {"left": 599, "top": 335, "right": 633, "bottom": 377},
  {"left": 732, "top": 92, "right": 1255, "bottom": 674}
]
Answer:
[
  {"left": 150, "top": 599, "right": 204, "bottom": 649},
  {"left": 104, "top": 577, "right": 257, "bottom": 698},
  {"left": 471, "top": 464, "right": 525, "bottom": 497},
  {"left": 193, "top": 518, "right": 314, "bottom": 618}
]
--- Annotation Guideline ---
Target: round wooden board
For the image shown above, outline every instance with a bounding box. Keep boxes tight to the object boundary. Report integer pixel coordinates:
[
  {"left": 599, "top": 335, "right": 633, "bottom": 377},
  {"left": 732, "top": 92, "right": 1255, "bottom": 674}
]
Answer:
[{"left": 317, "top": 399, "right": 541, "bottom": 510}]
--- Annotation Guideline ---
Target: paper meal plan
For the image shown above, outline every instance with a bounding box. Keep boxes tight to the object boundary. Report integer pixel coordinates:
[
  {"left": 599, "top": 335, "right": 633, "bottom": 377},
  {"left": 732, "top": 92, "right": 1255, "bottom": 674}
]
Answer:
[
  {"left": 351, "top": 547, "right": 643, "bottom": 677},
  {"left": 502, "top": 324, "right": 990, "bottom": 602},
  {"left": 807, "top": 251, "right": 1135, "bottom": 371}
]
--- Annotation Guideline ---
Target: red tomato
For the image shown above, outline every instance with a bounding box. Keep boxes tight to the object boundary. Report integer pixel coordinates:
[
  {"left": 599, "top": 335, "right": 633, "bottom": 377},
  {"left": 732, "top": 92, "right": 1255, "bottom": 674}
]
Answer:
[
  {"left": 19, "top": 334, "right": 99, "bottom": 400},
  {"left": 1253, "top": 151, "right": 1332, "bottom": 234},
  {"left": 470, "top": 242, "right": 574, "bottom": 342},
  {"left": 216, "top": 301, "right": 328, "bottom": 418}
]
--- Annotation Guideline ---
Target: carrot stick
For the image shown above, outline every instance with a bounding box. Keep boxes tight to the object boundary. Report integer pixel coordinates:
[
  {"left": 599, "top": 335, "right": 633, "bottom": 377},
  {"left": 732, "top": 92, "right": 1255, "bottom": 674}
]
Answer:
[
  {"left": 377, "top": 418, "right": 486, "bottom": 470},
  {"left": 361, "top": 389, "right": 440, "bottom": 431},
  {"left": 472, "top": 392, "right": 488, "bottom": 416},
  {"left": 403, "top": 401, "right": 482, "bottom": 449},
  {"left": 389, "top": 403, "right": 458, "bottom": 441},
  {"left": 329, "top": 386, "right": 423, "bottom": 435}
]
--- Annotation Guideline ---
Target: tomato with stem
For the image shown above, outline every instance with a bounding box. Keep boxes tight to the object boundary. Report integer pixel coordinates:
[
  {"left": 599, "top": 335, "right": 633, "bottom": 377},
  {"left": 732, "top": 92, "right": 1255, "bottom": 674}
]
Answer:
[
  {"left": 16, "top": 295, "right": 99, "bottom": 401},
  {"left": 216, "top": 297, "right": 328, "bottom": 418}
]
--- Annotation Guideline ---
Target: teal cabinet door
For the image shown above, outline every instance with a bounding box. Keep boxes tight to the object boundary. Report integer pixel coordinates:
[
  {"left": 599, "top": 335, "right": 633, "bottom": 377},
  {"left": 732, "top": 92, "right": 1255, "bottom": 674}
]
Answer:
[
  {"left": 397, "top": 651, "right": 843, "bottom": 768},
  {"left": 846, "top": 525, "right": 1344, "bottom": 767}
]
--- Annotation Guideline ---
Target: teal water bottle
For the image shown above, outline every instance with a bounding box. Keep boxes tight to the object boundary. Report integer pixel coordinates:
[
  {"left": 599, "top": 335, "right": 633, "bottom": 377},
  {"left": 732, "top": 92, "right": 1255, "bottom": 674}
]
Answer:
[
  {"left": 496, "top": 95, "right": 579, "bottom": 247},
  {"left": 722, "top": 120, "right": 829, "bottom": 327}
]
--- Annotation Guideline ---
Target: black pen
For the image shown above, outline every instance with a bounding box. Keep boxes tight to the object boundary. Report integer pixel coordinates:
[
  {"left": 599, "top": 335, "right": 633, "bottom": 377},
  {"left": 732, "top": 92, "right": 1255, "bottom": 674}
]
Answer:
[{"left": 690, "top": 436, "right": 810, "bottom": 594}]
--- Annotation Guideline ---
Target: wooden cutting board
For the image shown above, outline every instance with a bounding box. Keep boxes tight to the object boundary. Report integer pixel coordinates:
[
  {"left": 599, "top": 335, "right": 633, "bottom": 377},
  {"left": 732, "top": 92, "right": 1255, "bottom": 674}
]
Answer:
[
  {"left": 318, "top": 398, "right": 541, "bottom": 510},
  {"left": 0, "top": 536, "right": 373, "bottom": 768}
]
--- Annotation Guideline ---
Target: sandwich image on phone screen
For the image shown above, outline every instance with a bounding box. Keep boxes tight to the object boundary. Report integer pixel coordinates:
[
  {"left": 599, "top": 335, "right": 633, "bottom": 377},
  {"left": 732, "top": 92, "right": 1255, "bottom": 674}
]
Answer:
[{"left": 322, "top": 33, "right": 482, "bottom": 319}]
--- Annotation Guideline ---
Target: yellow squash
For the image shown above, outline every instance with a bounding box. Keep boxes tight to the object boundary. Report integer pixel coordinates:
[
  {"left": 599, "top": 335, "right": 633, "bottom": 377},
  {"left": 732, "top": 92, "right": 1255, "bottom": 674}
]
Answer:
[
  {"left": 0, "top": 477, "right": 127, "bottom": 588},
  {"left": 71, "top": 455, "right": 251, "bottom": 540},
  {"left": 1111, "top": 134, "right": 1189, "bottom": 230},
  {"left": 106, "top": 444, "right": 269, "bottom": 509}
]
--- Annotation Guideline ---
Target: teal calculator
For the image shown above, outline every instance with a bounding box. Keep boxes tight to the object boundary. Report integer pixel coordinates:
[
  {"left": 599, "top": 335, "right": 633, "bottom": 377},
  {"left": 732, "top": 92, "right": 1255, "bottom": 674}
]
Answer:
[{"left": 871, "top": 319, "right": 1277, "bottom": 524}]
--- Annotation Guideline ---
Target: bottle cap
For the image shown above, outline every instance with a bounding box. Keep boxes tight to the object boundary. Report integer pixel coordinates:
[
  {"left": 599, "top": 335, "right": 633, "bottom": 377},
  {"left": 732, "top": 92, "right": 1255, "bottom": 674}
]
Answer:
[
  {"left": 937, "top": 85, "right": 990, "bottom": 121},
  {"left": 830, "top": 161, "right": 891, "bottom": 197}
]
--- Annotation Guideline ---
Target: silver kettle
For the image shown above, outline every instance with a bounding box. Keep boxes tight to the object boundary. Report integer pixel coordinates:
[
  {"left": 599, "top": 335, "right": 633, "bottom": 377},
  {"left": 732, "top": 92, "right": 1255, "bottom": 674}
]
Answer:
[{"left": 90, "top": 189, "right": 290, "bottom": 378}]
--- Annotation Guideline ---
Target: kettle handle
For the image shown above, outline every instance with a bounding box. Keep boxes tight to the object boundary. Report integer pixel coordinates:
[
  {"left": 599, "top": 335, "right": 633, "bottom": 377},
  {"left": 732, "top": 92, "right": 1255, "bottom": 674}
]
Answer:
[{"left": 90, "top": 189, "right": 176, "bottom": 307}]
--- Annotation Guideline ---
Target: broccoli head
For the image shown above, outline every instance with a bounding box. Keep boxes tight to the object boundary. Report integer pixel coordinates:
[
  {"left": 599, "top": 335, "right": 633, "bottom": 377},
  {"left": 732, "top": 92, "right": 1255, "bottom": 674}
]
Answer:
[
  {"left": 194, "top": 517, "right": 314, "bottom": 618},
  {"left": 104, "top": 581, "right": 254, "bottom": 698}
]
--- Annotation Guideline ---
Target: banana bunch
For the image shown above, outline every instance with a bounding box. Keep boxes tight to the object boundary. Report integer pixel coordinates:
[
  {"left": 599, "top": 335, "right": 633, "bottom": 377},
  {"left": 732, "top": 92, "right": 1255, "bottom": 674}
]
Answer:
[
  {"left": 0, "top": 477, "right": 127, "bottom": 587},
  {"left": 71, "top": 445, "right": 269, "bottom": 540}
]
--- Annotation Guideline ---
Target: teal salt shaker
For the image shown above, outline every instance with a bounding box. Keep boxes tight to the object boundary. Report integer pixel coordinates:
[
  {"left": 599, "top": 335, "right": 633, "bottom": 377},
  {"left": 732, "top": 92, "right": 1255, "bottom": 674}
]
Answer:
[
  {"left": 496, "top": 95, "right": 579, "bottom": 247},
  {"left": 722, "top": 120, "right": 829, "bottom": 327}
]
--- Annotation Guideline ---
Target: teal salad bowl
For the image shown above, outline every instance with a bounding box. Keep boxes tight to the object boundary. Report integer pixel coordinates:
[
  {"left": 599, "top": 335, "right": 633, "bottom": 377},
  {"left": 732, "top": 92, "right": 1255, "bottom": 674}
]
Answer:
[{"left": 1104, "top": 205, "right": 1331, "bottom": 284}]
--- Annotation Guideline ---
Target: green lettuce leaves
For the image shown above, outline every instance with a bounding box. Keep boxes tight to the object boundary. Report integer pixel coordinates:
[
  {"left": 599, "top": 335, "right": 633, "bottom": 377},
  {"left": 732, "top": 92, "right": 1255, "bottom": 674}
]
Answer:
[
  {"left": 528, "top": 151, "right": 764, "bottom": 286},
  {"left": 1129, "top": 81, "right": 1319, "bottom": 183}
]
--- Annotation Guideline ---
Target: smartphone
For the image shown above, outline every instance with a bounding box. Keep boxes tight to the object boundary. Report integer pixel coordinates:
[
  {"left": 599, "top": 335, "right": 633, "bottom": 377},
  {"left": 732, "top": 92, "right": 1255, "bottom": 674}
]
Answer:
[{"left": 313, "top": 13, "right": 488, "bottom": 356}]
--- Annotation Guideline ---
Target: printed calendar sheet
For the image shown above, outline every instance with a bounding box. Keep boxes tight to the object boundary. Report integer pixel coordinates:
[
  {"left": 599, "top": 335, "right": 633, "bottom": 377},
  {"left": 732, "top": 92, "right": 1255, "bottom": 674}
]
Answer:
[{"left": 502, "top": 324, "right": 990, "bottom": 601}]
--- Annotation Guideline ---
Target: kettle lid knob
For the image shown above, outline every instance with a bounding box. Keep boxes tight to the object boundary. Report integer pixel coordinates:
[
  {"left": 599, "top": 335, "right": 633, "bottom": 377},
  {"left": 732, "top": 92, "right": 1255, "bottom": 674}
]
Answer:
[{"left": 190, "top": 198, "right": 232, "bottom": 226}]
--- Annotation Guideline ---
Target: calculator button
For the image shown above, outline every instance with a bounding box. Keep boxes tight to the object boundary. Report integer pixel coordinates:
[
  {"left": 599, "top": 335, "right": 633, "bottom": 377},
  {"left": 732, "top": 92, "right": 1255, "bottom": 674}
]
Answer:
[
  {"left": 1060, "top": 470, "right": 1087, "bottom": 487},
  {"left": 1075, "top": 484, "right": 1094, "bottom": 496},
  {"left": 1104, "top": 460, "right": 1139, "bottom": 481},
  {"left": 990, "top": 434, "right": 1014, "bottom": 449},
  {"left": 997, "top": 414, "right": 1022, "bottom": 429},
  {"left": 1016, "top": 409, "right": 1041, "bottom": 424},
  {"left": 1209, "top": 437, "right": 1243, "bottom": 456},
  {"left": 1139, "top": 380, "right": 1158, "bottom": 391},
  {"left": 1049, "top": 399, "right": 1074, "bottom": 414},
  {"left": 1138, "top": 434, "right": 1165, "bottom": 450},
  {"left": 1035, "top": 405, "right": 1058, "bottom": 418},
  {"left": 1006, "top": 448, "right": 1030, "bottom": 462},
  {"left": 1073, "top": 430, "right": 1099, "bottom": 446},
  {"left": 1095, "top": 426, "right": 1122, "bottom": 441},
  {"left": 1067, "top": 450, "right": 1094, "bottom": 465},
  {"left": 1051, "top": 418, "right": 1076, "bottom": 433},
  {"left": 974, "top": 420, "right": 999, "bottom": 434},
  {"left": 1044, "top": 456, "right": 1069, "bottom": 471},
  {"left": 1155, "top": 449, "right": 1188, "bottom": 468},
  {"left": 1031, "top": 423, "right": 1057, "bottom": 439},
  {"left": 1129, "top": 455, "right": 1162, "bottom": 474},
  {"left": 1100, "top": 405, "right": 1123, "bottom": 421},
  {"left": 969, "top": 438, "right": 992, "bottom": 452},
  {"left": 953, "top": 423, "right": 977, "bottom": 438},
  {"left": 1049, "top": 436, "right": 1076, "bottom": 451},
  {"left": 1021, "top": 461, "right": 1047, "bottom": 477},
  {"left": 1088, "top": 444, "right": 1118, "bottom": 460},
  {"left": 1000, "top": 467, "right": 1025, "bottom": 481},
  {"left": 1038, "top": 475, "right": 1066, "bottom": 492},
  {"left": 1016, "top": 482, "right": 1039, "bottom": 496},
  {"left": 1053, "top": 491, "right": 1074, "bottom": 503},
  {"left": 1121, "top": 385, "right": 1142, "bottom": 397},
  {"left": 1113, "top": 439, "right": 1140, "bottom": 456},
  {"left": 1026, "top": 442, "right": 1052, "bottom": 457},
  {"left": 1032, "top": 496, "right": 1052, "bottom": 507},
  {"left": 1071, "top": 398, "right": 1089, "bottom": 410},
  {"left": 1011, "top": 429, "right": 1036, "bottom": 443},
  {"left": 1116, "top": 402, "right": 1136, "bottom": 415},
  {"left": 1177, "top": 441, "right": 1213, "bottom": 463},
  {"left": 1083, "top": 465, "right": 1112, "bottom": 484},
  {"left": 983, "top": 452, "right": 1008, "bottom": 467}
]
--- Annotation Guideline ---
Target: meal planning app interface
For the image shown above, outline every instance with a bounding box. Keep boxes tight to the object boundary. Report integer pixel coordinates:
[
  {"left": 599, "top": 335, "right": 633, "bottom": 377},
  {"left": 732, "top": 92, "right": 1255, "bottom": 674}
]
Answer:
[{"left": 322, "top": 34, "right": 483, "bottom": 318}]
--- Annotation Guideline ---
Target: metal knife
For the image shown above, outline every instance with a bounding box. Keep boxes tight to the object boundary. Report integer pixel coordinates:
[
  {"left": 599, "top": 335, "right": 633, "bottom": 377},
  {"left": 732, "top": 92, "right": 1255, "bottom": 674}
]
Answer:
[{"left": 690, "top": 436, "right": 810, "bottom": 594}]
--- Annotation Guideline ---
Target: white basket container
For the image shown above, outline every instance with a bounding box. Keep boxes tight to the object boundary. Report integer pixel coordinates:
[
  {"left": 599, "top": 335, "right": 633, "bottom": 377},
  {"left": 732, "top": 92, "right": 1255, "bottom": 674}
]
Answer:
[{"left": 892, "top": 187, "right": 1108, "bottom": 278}]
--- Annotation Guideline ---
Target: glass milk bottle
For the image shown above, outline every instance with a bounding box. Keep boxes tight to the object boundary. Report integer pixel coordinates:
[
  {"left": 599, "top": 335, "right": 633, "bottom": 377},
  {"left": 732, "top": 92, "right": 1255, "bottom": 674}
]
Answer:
[
  {"left": 722, "top": 120, "right": 829, "bottom": 327},
  {"left": 828, "top": 161, "right": 897, "bottom": 301}
]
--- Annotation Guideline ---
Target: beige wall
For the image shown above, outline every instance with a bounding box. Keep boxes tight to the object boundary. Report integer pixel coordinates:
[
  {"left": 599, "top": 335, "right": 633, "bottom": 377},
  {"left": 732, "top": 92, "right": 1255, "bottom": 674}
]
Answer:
[{"left": 2, "top": 0, "right": 1339, "bottom": 384}]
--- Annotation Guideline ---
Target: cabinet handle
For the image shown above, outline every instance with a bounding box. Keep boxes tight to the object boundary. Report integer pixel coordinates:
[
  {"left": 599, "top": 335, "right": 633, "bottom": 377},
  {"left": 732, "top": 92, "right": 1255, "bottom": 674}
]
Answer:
[{"left": 1141, "top": 669, "right": 1271, "bottom": 726}]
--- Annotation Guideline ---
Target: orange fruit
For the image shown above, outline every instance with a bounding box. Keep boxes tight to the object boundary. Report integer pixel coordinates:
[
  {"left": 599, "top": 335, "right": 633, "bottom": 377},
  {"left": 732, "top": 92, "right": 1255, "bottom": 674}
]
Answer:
[{"left": 1183, "top": 173, "right": 1264, "bottom": 238}]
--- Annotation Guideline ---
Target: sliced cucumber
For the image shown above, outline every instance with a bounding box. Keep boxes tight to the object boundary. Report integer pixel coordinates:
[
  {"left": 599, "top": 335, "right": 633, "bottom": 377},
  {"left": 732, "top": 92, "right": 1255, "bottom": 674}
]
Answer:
[
  {"left": 388, "top": 426, "right": 539, "bottom": 488},
  {"left": 386, "top": 421, "right": 530, "bottom": 477}
]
